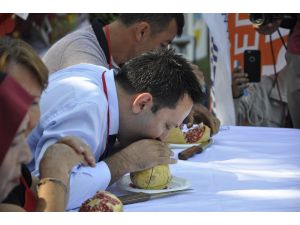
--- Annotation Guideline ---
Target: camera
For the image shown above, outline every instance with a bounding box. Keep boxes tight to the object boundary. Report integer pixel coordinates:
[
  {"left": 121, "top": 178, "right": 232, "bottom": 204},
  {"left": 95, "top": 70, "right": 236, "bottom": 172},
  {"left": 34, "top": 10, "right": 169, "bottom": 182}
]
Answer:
[{"left": 249, "top": 13, "right": 297, "bottom": 29}]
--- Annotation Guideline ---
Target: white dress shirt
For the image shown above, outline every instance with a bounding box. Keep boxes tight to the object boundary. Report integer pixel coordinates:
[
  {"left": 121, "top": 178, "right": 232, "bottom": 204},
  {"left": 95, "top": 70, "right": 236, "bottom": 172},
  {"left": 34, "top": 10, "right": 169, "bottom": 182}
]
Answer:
[{"left": 27, "top": 63, "right": 119, "bottom": 210}]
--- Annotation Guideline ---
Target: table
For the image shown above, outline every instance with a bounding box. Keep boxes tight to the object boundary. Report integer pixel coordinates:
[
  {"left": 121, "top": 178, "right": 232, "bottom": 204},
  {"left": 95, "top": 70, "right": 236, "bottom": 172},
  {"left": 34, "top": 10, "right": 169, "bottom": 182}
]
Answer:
[{"left": 108, "top": 126, "right": 300, "bottom": 211}]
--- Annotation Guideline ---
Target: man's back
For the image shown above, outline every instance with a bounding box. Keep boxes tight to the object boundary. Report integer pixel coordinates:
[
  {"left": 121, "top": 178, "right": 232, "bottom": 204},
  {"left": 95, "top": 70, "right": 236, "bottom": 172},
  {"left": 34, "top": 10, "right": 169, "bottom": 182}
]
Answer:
[{"left": 43, "top": 25, "right": 111, "bottom": 74}]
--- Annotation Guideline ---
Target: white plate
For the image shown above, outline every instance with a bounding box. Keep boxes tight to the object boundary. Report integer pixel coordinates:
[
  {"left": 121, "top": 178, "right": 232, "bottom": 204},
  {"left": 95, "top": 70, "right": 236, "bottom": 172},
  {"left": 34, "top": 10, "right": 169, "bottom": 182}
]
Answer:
[
  {"left": 117, "top": 175, "right": 191, "bottom": 194},
  {"left": 169, "top": 143, "right": 199, "bottom": 149}
]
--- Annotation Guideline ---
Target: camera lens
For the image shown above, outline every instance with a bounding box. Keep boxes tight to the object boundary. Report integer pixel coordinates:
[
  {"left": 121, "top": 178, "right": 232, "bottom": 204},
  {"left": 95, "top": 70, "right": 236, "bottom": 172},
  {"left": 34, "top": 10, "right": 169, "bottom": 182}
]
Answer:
[
  {"left": 249, "top": 56, "right": 256, "bottom": 63},
  {"left": 249, "top": 13, "right": 266, "bottom": 26}
]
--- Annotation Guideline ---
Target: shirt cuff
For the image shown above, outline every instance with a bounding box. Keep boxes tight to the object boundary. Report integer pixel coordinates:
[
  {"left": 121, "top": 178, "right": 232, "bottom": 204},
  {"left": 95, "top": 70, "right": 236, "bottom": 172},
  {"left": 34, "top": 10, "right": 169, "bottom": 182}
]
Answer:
[
  {"left": 66, "top": 161, "right": 112, "bottom": 210},
  {"left": 32, "top": 138, "right": 57, "bottom": 177}
]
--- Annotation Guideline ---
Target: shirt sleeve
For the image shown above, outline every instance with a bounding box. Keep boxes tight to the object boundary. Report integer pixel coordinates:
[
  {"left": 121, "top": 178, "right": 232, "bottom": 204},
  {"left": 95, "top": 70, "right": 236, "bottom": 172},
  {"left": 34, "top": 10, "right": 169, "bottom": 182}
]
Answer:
[
  {"left": 32, "top": 75, "right": 111, "bottom": 210},
  {"left": 34, "top": 100, "right": 107, "bottom": 168},
  {"left": 61, "top": 38, "right": 108, "bottom": 68},
  {"left": 67, "top": 161, "right": 111, "bottom": 210}
]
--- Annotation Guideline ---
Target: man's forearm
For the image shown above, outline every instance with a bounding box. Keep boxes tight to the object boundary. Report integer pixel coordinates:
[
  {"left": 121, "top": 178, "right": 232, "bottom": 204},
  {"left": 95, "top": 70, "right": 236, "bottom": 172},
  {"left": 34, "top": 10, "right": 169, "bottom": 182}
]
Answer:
[{"left": 104, "top": 151, "right": 131, "bottom": 185}]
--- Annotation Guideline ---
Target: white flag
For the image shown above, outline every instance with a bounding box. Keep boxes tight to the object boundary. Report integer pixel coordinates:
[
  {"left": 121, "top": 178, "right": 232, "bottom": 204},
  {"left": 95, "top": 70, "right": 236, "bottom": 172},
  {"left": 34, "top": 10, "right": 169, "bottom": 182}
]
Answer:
[{"left": 203, "top": 13, "right": 236, "bottom": 125}]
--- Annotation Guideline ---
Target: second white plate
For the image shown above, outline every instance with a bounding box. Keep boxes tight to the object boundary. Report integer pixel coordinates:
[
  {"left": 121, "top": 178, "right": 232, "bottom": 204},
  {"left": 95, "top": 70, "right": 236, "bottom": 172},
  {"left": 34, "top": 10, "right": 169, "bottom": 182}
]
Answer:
[{"left": 117, "top": 174, "right": 191, "bottom": 194}]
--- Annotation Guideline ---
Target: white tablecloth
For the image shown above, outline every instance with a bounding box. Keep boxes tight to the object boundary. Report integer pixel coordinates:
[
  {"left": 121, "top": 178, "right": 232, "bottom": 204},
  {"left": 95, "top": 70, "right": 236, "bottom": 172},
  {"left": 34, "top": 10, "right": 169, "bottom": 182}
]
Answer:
[{"left": 108, "top": 126, "right": 300, "bottom": 211}]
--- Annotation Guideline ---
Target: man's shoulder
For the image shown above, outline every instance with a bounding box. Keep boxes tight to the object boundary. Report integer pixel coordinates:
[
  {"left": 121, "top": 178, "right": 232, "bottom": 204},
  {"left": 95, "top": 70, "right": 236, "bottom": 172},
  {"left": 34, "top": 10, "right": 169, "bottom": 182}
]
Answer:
[
  {"left": 51, "top": 63, "right": 111, "bottom": 79},
  {"left": 58, "top": 25, "right": 96, "bottom": 44},
  {"left": 45, "top": 26, "right": 98, "bottom": 54},
  {"left": 44, "top": 25, "right": 108, "bottom": 74},
  {"left": 42, "top": 64, "right": 111, "bottom": 113}
]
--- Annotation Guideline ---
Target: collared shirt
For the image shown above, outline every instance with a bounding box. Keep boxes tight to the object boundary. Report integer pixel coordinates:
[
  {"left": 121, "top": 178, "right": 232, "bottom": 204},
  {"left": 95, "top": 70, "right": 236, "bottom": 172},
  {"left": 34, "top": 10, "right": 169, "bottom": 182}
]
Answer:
[{"left": 27, "top": 63, "right": 119, "bottom": 210}]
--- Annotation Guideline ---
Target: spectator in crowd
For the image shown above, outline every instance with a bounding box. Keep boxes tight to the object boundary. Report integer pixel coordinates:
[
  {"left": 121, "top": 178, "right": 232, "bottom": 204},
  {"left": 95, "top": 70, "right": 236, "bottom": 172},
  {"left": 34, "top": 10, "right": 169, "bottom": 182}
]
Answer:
[
  {"left": 232, "top": 66, "right": 290, "bottom": 127},
  {"left": 0, "top": 74, "right": 95, "bottom": 211},
  {"left": 0, "top": 36, "right": 48, "bottom": 135},
  {"left": 29, "top": 49, "right": 205, "bottom": 210},
  {"left": 254, "top": 14, "right": 300, "bottom": 128},
  {"left": 43, "top": 13, "right": 220, "bottom": 135},
  {"left": 0, "top": 37, "right": 95, "bottom": 211},
  {"left": 44, "top": 13, "right": 184, "bottom": 73}
]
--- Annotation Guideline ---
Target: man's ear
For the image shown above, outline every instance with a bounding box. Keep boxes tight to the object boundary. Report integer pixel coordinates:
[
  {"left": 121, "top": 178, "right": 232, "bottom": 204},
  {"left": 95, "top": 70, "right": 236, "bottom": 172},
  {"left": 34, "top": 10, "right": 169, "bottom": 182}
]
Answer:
[
  {"left": 134, "top": 22, "right": 151, "bottom": 42},
  {"left": 132, "top": 93, "right": 153, "bottom": 114}
]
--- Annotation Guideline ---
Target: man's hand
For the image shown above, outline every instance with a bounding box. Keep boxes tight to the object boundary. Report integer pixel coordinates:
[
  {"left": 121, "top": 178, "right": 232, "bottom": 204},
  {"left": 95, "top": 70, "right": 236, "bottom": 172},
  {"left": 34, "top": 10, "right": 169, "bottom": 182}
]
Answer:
[
  {"left": 185, "top": 64, "right": 221, "bottom": 135},
  {"left": 232, "top": 67, "right": 249, "bottom": 99},
  {"left": 39, "top": 136, "right": 96, "bottom": 181},
  {"left": 254, "top": 19, "right": 282, "bottom": 35},
  {"left": 190, "top": 63, "right": 205, "bottom": 87},
  {"left": 104, "top": 139, "right": 176, "bottom": 184},
  {"left": 185, "top": 104, "right": 220, "bottom": 136},
  {"left": 57, "top": 136, "right": 96, "bottom": 167}
]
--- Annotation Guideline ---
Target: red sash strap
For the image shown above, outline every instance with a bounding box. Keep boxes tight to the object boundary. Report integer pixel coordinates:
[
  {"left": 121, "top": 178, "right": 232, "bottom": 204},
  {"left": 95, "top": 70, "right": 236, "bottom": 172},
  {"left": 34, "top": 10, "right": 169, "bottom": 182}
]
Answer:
[
  {"left": 99, "top": 71, "right": 110, "bottom": 161},
  {"left": 20, "top": 176, "right": 37, "bottom": 212}
]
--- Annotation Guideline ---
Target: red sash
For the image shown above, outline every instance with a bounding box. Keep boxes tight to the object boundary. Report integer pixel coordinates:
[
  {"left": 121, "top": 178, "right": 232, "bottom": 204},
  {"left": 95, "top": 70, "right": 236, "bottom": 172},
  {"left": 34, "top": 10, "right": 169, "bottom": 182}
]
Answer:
[
  {"left": 99, "top": 71, "right": 111, "bottom": 161},
  {"left": 21, "top": 176, "right": 37, "bottom": 212}
]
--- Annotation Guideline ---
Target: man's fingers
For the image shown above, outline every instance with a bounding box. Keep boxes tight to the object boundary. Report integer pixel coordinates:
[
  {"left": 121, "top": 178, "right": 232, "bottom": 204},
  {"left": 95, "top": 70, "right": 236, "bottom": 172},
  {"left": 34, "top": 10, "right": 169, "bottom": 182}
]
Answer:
[
  {"left": 238, "top": 77, "right": 249, "bottom": 84},
  {"left": 232, "top": 78, "right": 241, "bottom": 86},
  {"left": 83, "top": 154, "right": 96, "bottom": 167},
  {"left": 187, "top": 122, "right": 193, "bottom": 128},
  {"left": 58, "top": 136, "right": 86, "bottom": 154},
  {"left": 169, "top": 158, "right": 177, "bottom": 164},
  {"left": 239, "top": 84, "right": 249, "bottom": 91},
  {"left": 158, "top": 157, "right": 177, "bottom": 165},
  {"left": 76, "top": 153, "right": 96, "bottom": 167},
  {"left": 211, "top": 118, "right": 220, "bottom": 135},
  {"left": 233, "top": 77, "right": 249, "bottom": 86},
  {"left": 158, "top": 149, "right": 173, "bottom": 157},
  {"left": 233, "top": 73, "right": 248, "bottom": 80},
  {"left": 208, "top": 117, "right": 220, "bottom": 136},
  {"left": 79, "top": 156, "right": 89, "bottom": 166},
  {"left": 58, "top": 136, "right": 96, "bottom": 167},
  {"left": 233, "top": 67, "right": 242, "bottom": 73},
  {"left": 190, "top": 63, "right": 199, "bottom": 70},
  {"left": 185, "top": 111, "right": 194, "bottom": 126},
  {"left": 190, "top": 63, "right": 205, "bottom": 86}
]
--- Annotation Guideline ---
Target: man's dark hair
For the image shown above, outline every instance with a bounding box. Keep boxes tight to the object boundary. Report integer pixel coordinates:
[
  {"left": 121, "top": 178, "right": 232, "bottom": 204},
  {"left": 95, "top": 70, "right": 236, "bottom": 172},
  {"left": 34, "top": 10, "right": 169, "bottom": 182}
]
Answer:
[
  {"left": 116, "top": 48, "right": 204, "bottom": 113},
  {"left": 118, "top": 13, "right": 184, "bottom": 36}
]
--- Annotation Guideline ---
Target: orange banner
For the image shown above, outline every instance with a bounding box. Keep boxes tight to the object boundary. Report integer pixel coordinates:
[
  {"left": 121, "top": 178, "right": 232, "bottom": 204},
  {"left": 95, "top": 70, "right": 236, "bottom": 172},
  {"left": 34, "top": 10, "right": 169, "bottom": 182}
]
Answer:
[{"left": 228, "top": 13, "right": 289, "bottom": 75}]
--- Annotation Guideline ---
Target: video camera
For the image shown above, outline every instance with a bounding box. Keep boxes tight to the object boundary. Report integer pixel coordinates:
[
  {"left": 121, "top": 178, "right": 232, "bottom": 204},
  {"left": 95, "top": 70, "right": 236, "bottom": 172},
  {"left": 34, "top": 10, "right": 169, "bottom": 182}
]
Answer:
[{"left": 249, "top": 13, "right": 297, "bottom": 29}]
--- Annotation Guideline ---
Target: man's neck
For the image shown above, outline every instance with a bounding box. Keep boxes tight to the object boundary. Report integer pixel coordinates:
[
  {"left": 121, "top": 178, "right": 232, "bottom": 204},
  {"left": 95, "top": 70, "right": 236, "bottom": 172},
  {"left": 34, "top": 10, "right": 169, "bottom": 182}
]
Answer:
[{"left": 108, "top": 21, "right": 134, "bottom": 65}]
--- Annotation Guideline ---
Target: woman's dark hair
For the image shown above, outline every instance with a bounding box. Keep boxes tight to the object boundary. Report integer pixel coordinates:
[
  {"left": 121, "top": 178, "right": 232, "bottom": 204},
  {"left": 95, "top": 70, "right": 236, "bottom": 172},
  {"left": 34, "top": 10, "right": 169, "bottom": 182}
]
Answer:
[
  {"left": 118, "top": 13, "right": 184, "bottom": 36},
  {"left": 116, "top": 48, "right": 204, "bottom": 113}
]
